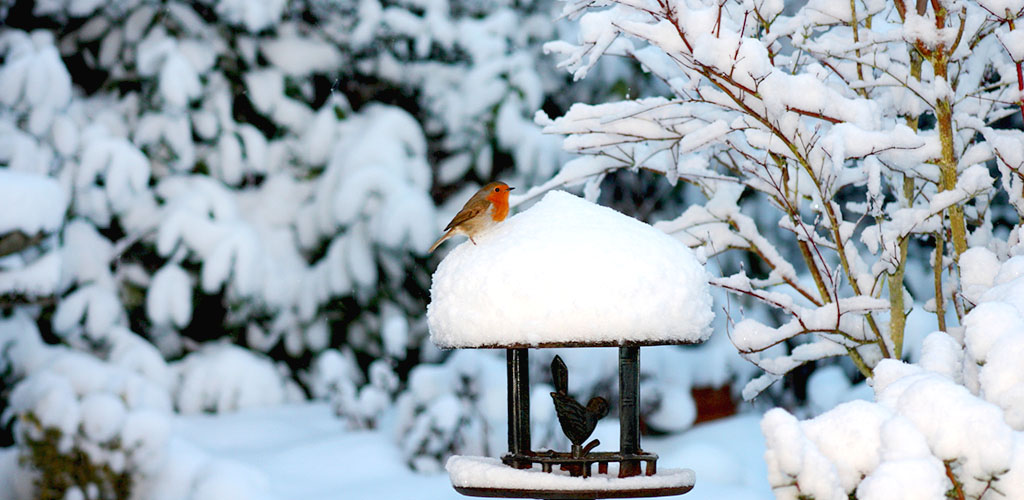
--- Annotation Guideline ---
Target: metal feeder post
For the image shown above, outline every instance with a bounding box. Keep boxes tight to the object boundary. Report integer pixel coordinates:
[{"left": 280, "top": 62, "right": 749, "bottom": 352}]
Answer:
[
  {"left": 505, "top": 347, "right": 531, "bottom": 469},
  {"left": 619, "top": 345, "right": 642, "bottom": 478}
]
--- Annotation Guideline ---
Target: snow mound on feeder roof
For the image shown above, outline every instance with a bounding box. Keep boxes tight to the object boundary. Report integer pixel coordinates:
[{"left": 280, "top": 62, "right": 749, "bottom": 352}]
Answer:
[{"left": 428, "top": 190, "right": 713, "bottom": 348}]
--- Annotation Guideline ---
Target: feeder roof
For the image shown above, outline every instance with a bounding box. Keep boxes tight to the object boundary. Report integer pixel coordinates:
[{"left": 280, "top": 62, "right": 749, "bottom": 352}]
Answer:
[{"left": 427, "top": 190, "right": 713, "bottom": 349}]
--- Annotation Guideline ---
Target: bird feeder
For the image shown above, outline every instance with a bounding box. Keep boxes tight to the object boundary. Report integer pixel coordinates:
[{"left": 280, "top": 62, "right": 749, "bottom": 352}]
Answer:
[{"left": 428, "top": 191, "right": 715, "bottom": 499}]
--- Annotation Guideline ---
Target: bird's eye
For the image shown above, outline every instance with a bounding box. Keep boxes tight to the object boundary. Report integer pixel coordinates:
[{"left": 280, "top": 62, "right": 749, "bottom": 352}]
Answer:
[{"left": 494, "top": 187, "right": 500, "bottom": 192}]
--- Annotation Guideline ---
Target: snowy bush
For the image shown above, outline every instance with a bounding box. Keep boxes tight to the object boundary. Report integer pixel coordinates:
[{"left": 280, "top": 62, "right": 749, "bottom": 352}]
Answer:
[
  {"left": 394, "top": 350, "right": 509, "bottom": 472},
  {"left": 0, "top": 170, "right": 66, "bottom": 303},
  {"left": 1, "top": 306, "right": 275, "bottom": 499},
  {"left": 0, "top": 314, "right": 172, "bottom": 500},
  {"left": 762, "top": 351, "right": 1021, "bottom": 499},
  {"left": 760, "top": 253, "right": 1024, "bottom": 498},
  {"left": 536, "top": 0, "right": 1024, "bottom": 399},
  {"left": 308, "top": 349, "right": 399, "bottom": 429},
  {"left": 957, "top": 254, "right": 1024, "bottom": 430},
  {"left": 172, "top": 343, "right": 302, "bottom": 414}
]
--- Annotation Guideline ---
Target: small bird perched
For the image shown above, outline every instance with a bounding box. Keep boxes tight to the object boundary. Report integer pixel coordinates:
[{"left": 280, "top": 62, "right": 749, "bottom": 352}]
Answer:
[
  {"left": 428, "top": 181, "right": 514, "bottom": 253},
  {"left": 549, "top": 355, "right": 609, "bottom": 458}
]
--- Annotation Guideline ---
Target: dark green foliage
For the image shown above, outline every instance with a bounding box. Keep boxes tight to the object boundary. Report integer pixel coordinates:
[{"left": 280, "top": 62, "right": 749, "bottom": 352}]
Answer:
[{"left": 18, "top": 413, "right": 132, "bottom": 500}]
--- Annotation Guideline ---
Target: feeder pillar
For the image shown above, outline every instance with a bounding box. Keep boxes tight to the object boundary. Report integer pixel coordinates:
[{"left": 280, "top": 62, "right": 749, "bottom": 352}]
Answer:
[
  {"left": 506, "top": 347, "right": 531, "bottom": 468},
  {"left": 619, "top": 345, "right": 642, "bottom": 477}
]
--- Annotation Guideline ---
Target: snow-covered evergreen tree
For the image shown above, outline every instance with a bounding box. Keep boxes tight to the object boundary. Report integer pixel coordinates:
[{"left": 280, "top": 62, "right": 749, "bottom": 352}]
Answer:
[
  {"left": 0, "top": 0, "right": 596, "bottom": 493},
  {"left": 0, "top": 0, "right": 589, "bottom": 381}
]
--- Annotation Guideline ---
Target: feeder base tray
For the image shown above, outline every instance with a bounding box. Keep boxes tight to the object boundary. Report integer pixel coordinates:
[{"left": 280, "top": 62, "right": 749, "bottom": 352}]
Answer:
[
  {"left": 454, "top": 485, "right": 694, "bottom": 499},
  {"left": 447, "top": 456, "right": 694, "bottom": 499}
]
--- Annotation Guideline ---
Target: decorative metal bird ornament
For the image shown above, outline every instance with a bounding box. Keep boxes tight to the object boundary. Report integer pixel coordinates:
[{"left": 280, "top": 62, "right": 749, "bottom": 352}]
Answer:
[{"left": 549, "top": 355, "right": 609, "bottom": 458}]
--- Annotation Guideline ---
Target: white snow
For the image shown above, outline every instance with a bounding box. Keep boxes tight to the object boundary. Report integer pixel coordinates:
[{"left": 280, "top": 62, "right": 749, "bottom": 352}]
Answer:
[
  {"left": 260, "top": 35, "right": 342, "bottom": 76},
  {"left": 173, "top": 343, "right": 302, "bottom": 414},
  {"left": 160, "top": 403, "right": 767, "bottom": 500},
  {"left": 0, "top": 169, "right": 67, "bottom": 235},
  {"left": 0, "top": 30, "right": 72, "bottom": 135},
  {"left": 79, "top": 392, "right": 128, "bottom": 442},
  {"left": 763, "top": 317, "right": 1024, "bottom": 499},
  {"left": 978, "top": 0, "right": 1024, "bottom": 18},
  {"left": 855, "top": 417, "right": 946, "bottom": 500},
  {"left": 428, "top": 190, "right": 714, "bottom": 348},
  {"left": 446, "top": 455, "right": 694, "bottom": 492},
  {"left": 960, "top": 247, "right": 1002, "bottom": 305},
  {"left": 147, "top": 264, "right": 193, "bottom": 328},
  {"left": 213, "top": 0, "right": 287, "bottom": 32},
  {"left": 0, "top": 250, "right": 61, "bottom": 297},
  {"left": 961, "top": 259, "right": 1024, "bottom": 430}
]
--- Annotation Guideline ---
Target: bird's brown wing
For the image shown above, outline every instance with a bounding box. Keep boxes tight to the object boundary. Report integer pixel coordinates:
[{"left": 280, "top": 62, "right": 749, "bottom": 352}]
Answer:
[{"left": 443, "top": 200, "right": 487, "bottom": 232}]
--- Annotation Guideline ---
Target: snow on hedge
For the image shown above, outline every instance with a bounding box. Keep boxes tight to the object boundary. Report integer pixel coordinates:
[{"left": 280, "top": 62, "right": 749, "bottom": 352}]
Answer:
[
  {"left": 0, "top": 170, "right": 66, "bottom": 235},
  {"left": 428, "top": 190, "right": 713, "bottom": 348},
  {"left": 173, "top": 343, "right": 303, "bottom": 414},
  {"left": 0, "top": 170, "right": 66, "bottom": 298},
  {"left": 0, "top": 313, "right": 285, "bottom": 500},
  {"left": 762, "top": 253, "right": 1024, "bottom": 499}
]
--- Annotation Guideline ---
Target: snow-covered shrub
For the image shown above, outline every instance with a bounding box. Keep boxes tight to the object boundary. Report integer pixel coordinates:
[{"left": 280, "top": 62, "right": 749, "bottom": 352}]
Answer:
[
  {"left": 536, "top": 0, "right": 1024, "bottom": 398},
  {"left": 0, "top": 314, "right": 172, "bottom": 500},
  {"left": 763, "top": 355, "right": 1022, "bottom": 499},
  {"left": 761, "top": 259, "right": 1024, "bottom": 499},
  {"left": 313, "top": 0, "right": 573, "bottom": 186},
  {"left": 642, "top": 340, "right": 748, "bottom": 432},
  {"left": 0, "top": 170, "right": 66, "bottom": 304},
  {"left": 0, "top": 315, "right": 278, "bottom": 500},
  {"left": 307, "top": 348, "right": 364, "bottom": 419},
  {"left": 394, "top": 350, "right": 509, "bottom": 472},
  {"left": 958, "top": 254, "right": 1024, "bottom": 430},
  {"left": 172, "top": 343, "right": 302, "bottom": 414},
  {"left": 308, "top": 349, "right": 398, "bottom": 429}
]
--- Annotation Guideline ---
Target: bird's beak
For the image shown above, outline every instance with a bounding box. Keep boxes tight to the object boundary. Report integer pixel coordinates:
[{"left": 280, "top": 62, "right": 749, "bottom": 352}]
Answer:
[{"left": 509, "top": 187, "right": 515, "bottom": 191}]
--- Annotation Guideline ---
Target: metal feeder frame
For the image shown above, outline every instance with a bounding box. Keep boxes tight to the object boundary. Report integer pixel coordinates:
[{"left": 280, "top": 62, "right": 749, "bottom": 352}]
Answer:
[{"left": 452, "top": 341, "right": 696, "bottom": 499}]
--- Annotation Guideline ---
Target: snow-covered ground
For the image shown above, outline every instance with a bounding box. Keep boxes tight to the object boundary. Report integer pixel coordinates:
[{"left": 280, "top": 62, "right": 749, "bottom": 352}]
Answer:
[
  {"left": 173, "top": 403, "right": 460, "bottom": 500},
  {"left": 172, "top": 403, "right": 770, "bottom": 500}
]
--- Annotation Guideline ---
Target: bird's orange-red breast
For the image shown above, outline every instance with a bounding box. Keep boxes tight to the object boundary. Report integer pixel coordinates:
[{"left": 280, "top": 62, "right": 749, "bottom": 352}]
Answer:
[{"left": 428, "top": 181, "right": 514, "bottom": 253}]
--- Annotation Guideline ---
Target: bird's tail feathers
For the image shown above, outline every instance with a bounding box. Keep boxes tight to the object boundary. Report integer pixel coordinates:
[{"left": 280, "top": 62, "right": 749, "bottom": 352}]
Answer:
[{"left": 428, "top": 230, "right": 452, "bottom": 253}]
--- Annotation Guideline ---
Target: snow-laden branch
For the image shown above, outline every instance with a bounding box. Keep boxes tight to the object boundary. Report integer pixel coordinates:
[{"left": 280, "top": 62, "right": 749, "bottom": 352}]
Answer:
[{"left": 537, "top": 0, "right": 1020, "bottom": 396}]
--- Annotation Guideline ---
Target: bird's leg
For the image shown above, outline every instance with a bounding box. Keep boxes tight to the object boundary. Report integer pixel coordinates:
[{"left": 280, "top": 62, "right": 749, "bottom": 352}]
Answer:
[{"left": 470, "top": 236, "right": 477, "bottom": 245}]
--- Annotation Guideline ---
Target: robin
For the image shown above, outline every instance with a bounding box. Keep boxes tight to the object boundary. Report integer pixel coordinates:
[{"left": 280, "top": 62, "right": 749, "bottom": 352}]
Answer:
[{"left": 428, "top": 181, "right": 514, "bottom": 252}]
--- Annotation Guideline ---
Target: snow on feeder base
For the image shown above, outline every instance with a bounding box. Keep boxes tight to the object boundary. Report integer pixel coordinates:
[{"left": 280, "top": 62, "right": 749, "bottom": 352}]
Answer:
[
  {"left": 447, "top": 456, "right": 695, "bottom": 499},
  {"left": 428, "top": 191, "right": 713, "bottom": 499}
]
